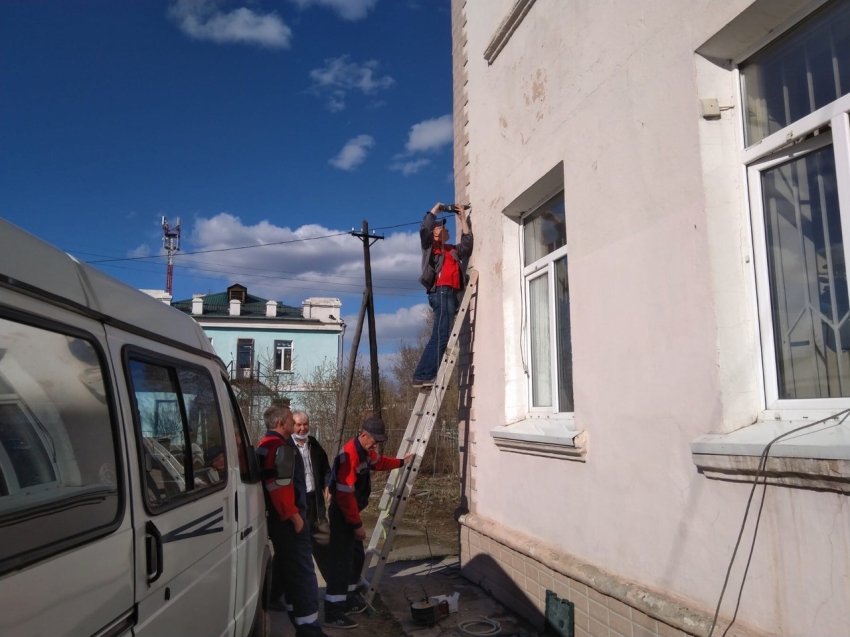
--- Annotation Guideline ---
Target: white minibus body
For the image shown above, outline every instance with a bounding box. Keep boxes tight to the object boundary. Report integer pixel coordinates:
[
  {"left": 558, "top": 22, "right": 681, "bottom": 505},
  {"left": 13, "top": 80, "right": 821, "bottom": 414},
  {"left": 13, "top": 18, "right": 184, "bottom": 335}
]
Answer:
[{"left": 0, "top": 218, "right": 271, "bottom": 637}]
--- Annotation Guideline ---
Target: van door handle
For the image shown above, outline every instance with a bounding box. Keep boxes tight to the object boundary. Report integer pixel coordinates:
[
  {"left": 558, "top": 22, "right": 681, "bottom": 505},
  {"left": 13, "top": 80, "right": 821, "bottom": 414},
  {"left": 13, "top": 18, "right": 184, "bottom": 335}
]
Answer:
[
  {"left": 146, "top": 521, "right": 164, "bottom": 585},
  {"left": 240, "top": 526, "right": 253, "bottom": 540}
]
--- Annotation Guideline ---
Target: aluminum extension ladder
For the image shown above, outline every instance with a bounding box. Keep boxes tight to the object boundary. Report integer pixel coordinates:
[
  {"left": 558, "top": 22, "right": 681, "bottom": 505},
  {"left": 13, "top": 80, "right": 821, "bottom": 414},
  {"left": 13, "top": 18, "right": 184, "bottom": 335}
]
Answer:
[{"left": 359, "top": 269, "right": 478, "bottom": 608}]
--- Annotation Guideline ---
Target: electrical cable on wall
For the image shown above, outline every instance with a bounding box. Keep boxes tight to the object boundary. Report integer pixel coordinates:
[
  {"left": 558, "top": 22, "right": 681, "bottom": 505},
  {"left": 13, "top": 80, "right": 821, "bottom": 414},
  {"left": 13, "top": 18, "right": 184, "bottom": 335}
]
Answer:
[{"left": 707, "top": 408, "right": 850, "bottom": 637}]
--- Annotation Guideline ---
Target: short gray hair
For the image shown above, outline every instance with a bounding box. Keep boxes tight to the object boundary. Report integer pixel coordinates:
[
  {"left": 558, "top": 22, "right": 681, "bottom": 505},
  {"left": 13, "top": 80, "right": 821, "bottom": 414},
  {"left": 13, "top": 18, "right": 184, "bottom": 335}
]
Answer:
[
  {"left": 292, "top": 410, "right": 309, "bottom": 424},
  {"left": 263, "top": 404, "right": 291, "bottom": 429}
]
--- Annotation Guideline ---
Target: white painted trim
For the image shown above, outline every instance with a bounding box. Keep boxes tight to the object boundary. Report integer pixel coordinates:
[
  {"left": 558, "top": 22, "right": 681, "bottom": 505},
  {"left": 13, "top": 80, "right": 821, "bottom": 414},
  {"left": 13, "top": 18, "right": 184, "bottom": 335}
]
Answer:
[
  {"left": 491, "top": 422, "right": 586, "bottom": 462},
  {"left": 195, "top": 320, "right": 342, "bottom": 333},
  {"left": 691, "top": 414, "right": 850, "bottom": 459},
  {"left": 483, "top": 0, "right": 537, "bottom": 65}
]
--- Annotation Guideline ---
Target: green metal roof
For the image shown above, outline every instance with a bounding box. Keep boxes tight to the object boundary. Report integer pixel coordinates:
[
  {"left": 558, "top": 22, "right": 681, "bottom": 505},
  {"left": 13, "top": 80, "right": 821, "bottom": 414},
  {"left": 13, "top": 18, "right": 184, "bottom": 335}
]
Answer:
[{"left": 172, "top": 291, "right": 303, "bottom": 319}]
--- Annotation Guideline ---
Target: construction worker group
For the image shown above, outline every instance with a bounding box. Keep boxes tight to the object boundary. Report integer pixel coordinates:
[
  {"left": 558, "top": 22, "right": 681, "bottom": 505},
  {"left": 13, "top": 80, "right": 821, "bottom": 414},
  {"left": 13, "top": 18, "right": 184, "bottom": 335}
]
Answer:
[
  {"left": 258, "top": 404, "right": 413, "bottom": 634},
  {"left": 256, "top": 203, "right": 468, "bottom": 634}
]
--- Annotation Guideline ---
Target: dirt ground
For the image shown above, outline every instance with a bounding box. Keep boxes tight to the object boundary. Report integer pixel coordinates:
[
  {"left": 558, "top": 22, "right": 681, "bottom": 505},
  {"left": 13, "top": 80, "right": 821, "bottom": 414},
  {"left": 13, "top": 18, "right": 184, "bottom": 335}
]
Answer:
[{"left": 361, "top": 474, "right": 462, "bottom": 558}]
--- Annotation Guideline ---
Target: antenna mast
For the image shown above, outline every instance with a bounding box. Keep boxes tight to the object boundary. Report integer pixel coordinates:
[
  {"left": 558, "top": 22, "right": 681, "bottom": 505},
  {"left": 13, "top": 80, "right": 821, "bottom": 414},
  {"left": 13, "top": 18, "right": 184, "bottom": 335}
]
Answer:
[{"left": 162, "top": 216, "right": 181, "bottom": 295}]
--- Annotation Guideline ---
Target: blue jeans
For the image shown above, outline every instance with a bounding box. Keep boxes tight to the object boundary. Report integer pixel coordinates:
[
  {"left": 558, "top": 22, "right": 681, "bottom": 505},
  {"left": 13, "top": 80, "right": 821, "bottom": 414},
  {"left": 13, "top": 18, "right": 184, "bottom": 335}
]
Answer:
[{"left": 413, "top": 287, "right": 458, "bottom": 382}]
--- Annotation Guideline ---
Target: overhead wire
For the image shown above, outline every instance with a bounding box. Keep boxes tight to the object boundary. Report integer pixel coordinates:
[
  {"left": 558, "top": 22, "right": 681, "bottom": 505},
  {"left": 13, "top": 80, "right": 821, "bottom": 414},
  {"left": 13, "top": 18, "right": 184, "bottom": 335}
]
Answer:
[
  {"left": 85, "top": 230, "right": 353, "bottom": 263},
  {"left": 71, "top": 248, "right": 419, "bottom": 285},
  {"left": 73, "top": 214, "right": 454, "bottom": 297}
]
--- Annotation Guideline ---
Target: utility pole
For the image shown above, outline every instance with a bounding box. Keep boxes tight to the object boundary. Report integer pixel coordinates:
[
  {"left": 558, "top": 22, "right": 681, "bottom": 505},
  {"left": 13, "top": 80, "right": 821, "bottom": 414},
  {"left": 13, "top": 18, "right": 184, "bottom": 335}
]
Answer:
[
  {"left": 351, "top": 221, "right": 385, "bottom": 418},
  {"left": 162, "top": 216, "right": 181, "bottom": 295}
]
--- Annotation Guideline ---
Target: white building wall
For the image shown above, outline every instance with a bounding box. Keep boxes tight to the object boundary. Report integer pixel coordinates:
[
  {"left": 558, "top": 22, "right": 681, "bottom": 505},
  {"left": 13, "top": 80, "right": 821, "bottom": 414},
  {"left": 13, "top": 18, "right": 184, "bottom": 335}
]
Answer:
[{"left": 459, "top": 1, "right": 850, "bottom": 636}]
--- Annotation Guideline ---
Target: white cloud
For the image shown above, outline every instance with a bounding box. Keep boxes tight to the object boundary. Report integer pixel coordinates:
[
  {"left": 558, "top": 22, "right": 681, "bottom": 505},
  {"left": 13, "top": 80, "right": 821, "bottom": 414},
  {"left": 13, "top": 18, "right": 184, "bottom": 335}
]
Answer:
[
  {"left": 177, "top": 213, "right": 422, "bottom": 307},
  {"left": 389, "top": 157, "right": 431, "bottom": 176},
  {"left": 388, "top": 114, "right": 453, "bottom": 176},
  {"left": 405, "top": 114, "right": 453, "bottom": 153},
  {"left": 329, "top": 135, "right": 374, "bottom": 171},
  {"left": 128, "top": 244, "right": 152, "bottom": 259},
  {"left": 289, "top": 0, "right": 379, "bottom": 21},
  {"left": 169, "top": 1, "right": 292, "bottom": 49},
  {"left": 309, "top": 56, "right": 393, "bottom": 111},
  {"left": 343, "top": 303, "right": 429, "bottom": 352}
]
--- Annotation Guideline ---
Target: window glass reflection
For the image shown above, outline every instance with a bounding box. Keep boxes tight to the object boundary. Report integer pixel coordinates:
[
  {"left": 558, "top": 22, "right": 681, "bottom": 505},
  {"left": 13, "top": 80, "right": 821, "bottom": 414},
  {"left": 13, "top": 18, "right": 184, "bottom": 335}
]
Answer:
[
  {"left": 762, "top": 145, "right": 850, "bottom": 398},
  {"left": 741, "top": 2, "right": 850, "bottom": 145}
]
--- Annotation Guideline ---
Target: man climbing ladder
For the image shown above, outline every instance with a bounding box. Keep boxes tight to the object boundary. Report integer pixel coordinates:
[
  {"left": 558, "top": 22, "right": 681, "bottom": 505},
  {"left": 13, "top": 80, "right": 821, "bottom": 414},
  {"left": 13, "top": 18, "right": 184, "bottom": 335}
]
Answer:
[{"left": 413, "top": 202, "right": 473, "bottom": 387}]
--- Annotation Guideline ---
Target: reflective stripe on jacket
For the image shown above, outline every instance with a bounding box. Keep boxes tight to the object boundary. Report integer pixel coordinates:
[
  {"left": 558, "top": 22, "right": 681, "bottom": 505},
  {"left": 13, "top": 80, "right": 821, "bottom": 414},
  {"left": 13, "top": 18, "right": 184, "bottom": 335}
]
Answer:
[{"left": 329, "top": 436, "right": 403, "bottom": 529}]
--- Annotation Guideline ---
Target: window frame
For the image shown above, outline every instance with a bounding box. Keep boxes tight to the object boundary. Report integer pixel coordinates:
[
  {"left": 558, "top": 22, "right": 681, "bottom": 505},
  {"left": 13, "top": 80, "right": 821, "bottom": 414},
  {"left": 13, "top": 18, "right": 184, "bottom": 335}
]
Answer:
[
  {"left": 236, "top": 338, "right": 254, "bottom": 373},
  {"left": 732, "top": 0, "right": 850, "bottom": 420},
  {"left": 0, "top": 305, "right": 125, "bottom": 576},
  {"left": 274, "top": 339, "right": 294, "bottom": 373},
  {"left": 221, "top": 374, "right": 262, "bottom": 484},
  {"left": 520, "top": 193, "right": 573, "bottom": 415},
  {"left": 123, "top": 346, "right": 229, "bottom": 516},
  {"left": 741, "top": 28, "right": 850, "bottom": 412}
]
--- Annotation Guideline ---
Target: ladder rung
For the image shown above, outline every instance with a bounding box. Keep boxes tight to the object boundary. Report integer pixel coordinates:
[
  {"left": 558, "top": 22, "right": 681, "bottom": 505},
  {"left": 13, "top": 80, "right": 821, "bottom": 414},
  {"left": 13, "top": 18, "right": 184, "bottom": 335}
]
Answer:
[{"left": 360, "top": 270, "right": 478, "bottom": 606}]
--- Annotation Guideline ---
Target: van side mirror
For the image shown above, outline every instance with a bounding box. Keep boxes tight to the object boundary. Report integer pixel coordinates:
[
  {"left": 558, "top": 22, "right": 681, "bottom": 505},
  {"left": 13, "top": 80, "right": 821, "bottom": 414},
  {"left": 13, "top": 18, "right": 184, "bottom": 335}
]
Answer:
[{"left": 274, "top": 445, "right": 295, "bottom": 486}]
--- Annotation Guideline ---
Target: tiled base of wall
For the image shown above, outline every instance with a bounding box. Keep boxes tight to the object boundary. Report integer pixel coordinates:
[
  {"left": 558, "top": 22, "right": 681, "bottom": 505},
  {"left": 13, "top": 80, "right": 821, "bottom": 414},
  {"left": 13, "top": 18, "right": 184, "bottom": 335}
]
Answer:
[{"left": 460, "top": 523, "right": 694, "bottom": 637}]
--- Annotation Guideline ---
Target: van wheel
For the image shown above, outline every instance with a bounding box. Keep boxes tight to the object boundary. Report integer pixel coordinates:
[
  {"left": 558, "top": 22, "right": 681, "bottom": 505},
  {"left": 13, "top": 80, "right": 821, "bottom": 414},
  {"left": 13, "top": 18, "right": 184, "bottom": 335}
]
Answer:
[{"left": 249, "top": 599, "right": 270, "bottom": 637}]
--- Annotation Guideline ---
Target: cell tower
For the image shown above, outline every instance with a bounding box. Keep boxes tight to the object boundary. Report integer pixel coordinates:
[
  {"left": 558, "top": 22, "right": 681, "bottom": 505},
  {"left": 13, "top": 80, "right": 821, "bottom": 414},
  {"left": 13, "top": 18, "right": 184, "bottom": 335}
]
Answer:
[{"left": 162, "top": 216, "right": 181, "bottom": 295}]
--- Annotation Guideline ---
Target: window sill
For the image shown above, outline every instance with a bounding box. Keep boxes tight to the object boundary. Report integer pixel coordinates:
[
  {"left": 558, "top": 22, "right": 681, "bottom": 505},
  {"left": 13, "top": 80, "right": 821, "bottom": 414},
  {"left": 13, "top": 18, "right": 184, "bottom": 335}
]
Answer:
[
  {"left": 490, "top": 418, "right": 586, "bottom": 461},
  {"left": 690, "top": 418, "right": 850, "bottom": 493}
]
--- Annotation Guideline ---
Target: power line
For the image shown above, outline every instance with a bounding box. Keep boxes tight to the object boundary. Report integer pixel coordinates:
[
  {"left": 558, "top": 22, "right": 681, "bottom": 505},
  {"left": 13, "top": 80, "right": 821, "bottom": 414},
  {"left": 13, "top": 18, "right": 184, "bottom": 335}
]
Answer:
[
  {"left": 87, "top": 252, "right": 421, "bottom": 290},
  {"left": 70, "top": 248, "right": 419, "bottom": 284},
  {"left": 85, "top": 230, "right": 352, "bottom": 264}
]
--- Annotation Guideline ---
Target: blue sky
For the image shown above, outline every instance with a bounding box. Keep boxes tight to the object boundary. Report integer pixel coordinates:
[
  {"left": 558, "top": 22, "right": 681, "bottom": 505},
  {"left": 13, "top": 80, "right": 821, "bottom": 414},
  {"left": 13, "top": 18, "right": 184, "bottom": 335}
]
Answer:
[{"left": 0, "top": 0, "right": 458, "bottom": 356}]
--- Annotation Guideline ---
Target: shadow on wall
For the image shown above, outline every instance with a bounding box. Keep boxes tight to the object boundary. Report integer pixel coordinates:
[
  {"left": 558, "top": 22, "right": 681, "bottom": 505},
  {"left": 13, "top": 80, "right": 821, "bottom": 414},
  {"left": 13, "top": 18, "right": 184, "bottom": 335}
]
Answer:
[{"left": 461, "top": 553, "right": 547, "bottom": 629}]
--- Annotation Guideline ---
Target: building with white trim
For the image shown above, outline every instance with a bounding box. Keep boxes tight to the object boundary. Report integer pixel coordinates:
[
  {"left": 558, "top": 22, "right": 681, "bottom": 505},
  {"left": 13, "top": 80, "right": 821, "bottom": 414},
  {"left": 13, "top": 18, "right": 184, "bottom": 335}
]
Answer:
[{"left": 453, "top": 1, "right": 850, "bottom": 636}]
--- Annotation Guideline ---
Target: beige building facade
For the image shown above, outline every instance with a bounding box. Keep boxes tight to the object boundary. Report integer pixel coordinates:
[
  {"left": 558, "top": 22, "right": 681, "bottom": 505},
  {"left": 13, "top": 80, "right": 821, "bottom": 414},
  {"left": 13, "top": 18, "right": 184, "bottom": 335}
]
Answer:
[{"left": 451, "top": 1, "right": 850, "bottom": 636}]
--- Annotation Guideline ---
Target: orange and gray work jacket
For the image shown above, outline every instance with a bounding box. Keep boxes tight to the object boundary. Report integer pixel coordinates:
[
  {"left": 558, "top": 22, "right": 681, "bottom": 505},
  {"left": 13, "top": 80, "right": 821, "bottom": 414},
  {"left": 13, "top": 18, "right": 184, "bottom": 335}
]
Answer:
[
  {"left": 329, "top": 436, "right": 404, "bottom": 529},
  {"left": 257, "top": 430, "right": 302, "bottom": 523}
]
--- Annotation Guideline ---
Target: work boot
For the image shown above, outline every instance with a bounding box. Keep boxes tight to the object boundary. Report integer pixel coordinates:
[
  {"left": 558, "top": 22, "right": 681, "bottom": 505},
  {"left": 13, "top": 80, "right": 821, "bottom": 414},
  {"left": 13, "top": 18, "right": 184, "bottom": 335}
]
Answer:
[
  {"left": 345, "top": 593, "right": 368, "bottom": 615},
  {"left": 323, "top": 614, "right": 358, "bottom": 629}
]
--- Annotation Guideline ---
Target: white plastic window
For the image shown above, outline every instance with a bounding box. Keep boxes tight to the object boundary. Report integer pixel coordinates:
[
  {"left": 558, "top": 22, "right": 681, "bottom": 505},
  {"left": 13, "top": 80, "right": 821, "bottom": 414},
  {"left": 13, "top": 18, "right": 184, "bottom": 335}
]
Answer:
[
  {"left": 274, "top": 340, "right": 294, "bottom": 373},
  {"left": 522, "top": 192, "right": 574, "bottom": 413},
  {"left": 743, "top": 2, "right": 850, "bottom": 410}
]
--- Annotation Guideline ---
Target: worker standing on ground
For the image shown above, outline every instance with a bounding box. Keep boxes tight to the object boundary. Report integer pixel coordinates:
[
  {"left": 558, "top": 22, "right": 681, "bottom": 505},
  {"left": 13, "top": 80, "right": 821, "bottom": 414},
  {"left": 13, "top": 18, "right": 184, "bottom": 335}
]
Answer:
[
  {"left": 323, "top": 417, "right": 414, "bottom": 629},
  {"left": 257, "top": 405, "right": 327, "bottom": 637},
  {"left": 412, "top": 202, "right": 472, "bottom": 387},
  {"left": 291, "top": 410, "right": 333, "bottom": 583}
]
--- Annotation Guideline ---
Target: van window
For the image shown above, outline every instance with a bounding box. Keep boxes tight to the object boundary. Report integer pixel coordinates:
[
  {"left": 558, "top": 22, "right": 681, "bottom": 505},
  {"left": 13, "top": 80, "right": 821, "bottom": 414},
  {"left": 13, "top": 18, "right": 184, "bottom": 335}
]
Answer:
[
  {"left": 0, "top": 316, "right": 120, "bottom": 574},
  {"left": 128, "top": 357, "right": 226, "bottom": 509},
  {"left": 221, "top": 376, "right": 261, "bottom": 483}
]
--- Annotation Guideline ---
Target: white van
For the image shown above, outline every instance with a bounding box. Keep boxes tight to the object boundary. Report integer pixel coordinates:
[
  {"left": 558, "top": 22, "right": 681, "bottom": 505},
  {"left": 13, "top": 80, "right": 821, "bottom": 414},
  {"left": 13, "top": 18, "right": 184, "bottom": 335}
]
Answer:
[{"left": 0, "top": 218, "right": 272, "bottom": 637}]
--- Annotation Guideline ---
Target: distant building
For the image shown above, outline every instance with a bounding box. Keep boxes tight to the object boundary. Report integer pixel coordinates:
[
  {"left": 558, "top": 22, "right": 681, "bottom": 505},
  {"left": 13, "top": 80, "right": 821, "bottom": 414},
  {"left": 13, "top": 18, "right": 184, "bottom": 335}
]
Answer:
[{"left": 171, "top": 283, "right": 343, "bottom": 434}]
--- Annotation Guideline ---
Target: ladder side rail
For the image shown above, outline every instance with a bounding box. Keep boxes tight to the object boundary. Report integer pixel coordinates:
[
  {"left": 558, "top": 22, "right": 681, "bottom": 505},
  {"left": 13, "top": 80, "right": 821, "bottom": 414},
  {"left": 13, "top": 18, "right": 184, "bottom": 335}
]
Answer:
[{"left": 359, "top": 271, "right": 478, "bottom": 603}]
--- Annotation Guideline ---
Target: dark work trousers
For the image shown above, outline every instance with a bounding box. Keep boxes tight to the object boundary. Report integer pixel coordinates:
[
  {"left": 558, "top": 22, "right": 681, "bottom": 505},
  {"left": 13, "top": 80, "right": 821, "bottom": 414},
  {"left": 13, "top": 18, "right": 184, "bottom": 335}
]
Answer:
[
  {"left": 413, "top": 286, "right": 458, "bottom": 382},
  {"left": 268, "top": 516, "right": 324, "bottom": 636},
  {"left": 306, "top": 491, "right": 332, "bottom": 583},
  {"left": 324, "top": 500, "right": 365, "bottom": 618}
]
